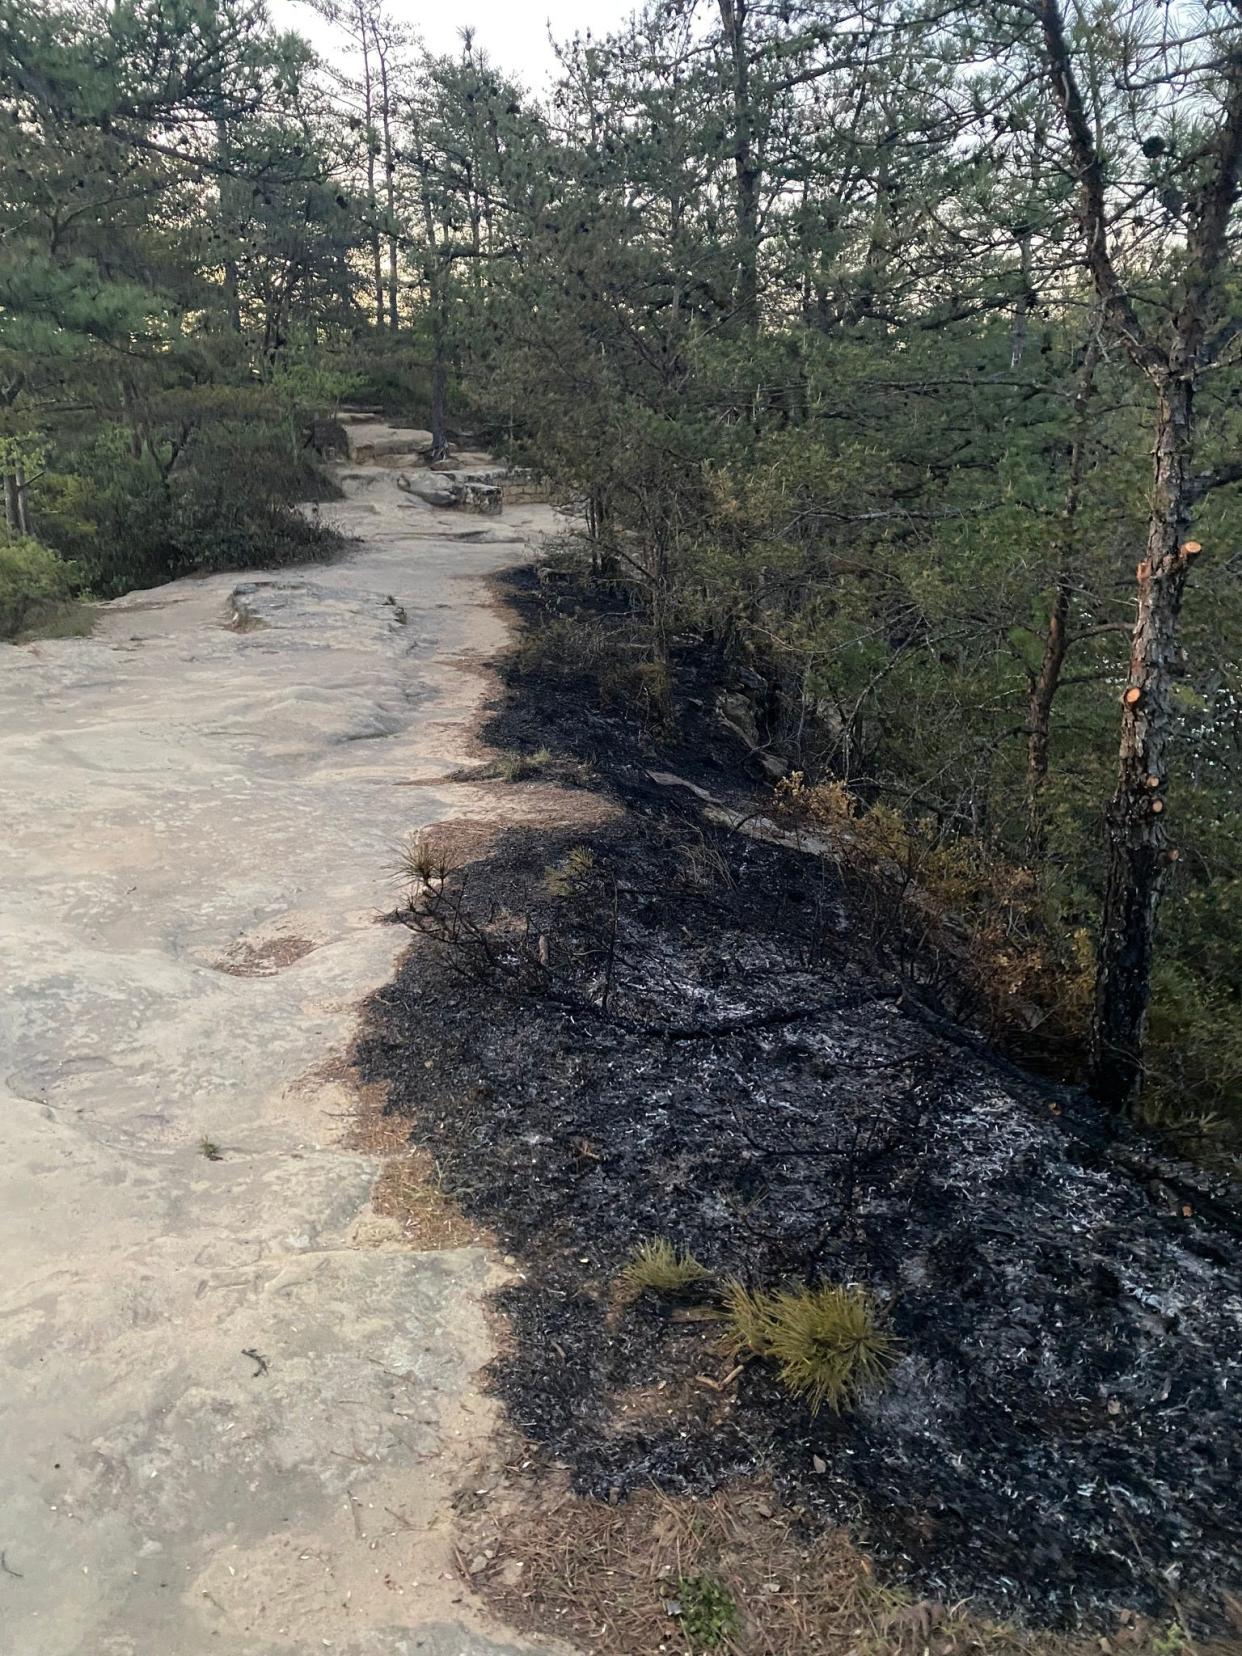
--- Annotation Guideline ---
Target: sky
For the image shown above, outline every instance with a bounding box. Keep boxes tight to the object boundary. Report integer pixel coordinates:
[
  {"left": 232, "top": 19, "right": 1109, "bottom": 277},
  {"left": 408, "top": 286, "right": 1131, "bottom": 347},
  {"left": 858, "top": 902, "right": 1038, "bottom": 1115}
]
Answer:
[{"left": 270, "top": 0, "right": 634, "bottom": 94}]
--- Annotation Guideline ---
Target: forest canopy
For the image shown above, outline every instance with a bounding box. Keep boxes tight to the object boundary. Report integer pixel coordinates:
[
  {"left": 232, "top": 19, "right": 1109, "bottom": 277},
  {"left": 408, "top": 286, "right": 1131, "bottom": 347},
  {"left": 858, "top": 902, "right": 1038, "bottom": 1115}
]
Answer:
[{"left": 2, "top": 0, "right": 1241, "bottom": 1140}]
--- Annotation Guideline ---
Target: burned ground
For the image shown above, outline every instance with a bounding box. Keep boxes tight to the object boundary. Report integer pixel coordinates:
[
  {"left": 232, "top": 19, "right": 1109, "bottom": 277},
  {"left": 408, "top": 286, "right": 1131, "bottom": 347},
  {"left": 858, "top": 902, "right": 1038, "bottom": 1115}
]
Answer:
[{"left": 355, "top": 571, "right": 1242, "bottom": 1633}]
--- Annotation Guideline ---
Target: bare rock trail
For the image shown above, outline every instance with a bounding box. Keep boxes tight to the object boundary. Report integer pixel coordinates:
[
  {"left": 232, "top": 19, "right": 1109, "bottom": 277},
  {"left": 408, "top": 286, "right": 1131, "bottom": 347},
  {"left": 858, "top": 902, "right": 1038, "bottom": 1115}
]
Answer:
[{"left": 0, "top": 427, "right": 567, "bottom": 1655}]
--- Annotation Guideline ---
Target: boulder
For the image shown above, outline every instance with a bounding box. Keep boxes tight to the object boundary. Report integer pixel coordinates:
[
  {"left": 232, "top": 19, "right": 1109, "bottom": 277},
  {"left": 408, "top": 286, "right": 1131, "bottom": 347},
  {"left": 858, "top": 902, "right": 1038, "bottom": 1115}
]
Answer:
[
  {"left": 398, "top": 475, "right": 459, "bottom": 508},
  {"left": 462, "top": 482, "right": 503, "bottom": 516},
  {"left": 344, "top": 422, "right": 434, "bottom": 463},
  {"left": 716, "top": 690, "right": 761, "bottom": 750}
]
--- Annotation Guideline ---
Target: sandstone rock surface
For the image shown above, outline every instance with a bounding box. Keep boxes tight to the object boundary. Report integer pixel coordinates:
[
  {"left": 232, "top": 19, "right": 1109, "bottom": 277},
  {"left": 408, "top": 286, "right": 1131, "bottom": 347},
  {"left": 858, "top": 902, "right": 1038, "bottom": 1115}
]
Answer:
[{"left": 0, "top": 430, "right": 567, "bottom": 1656}]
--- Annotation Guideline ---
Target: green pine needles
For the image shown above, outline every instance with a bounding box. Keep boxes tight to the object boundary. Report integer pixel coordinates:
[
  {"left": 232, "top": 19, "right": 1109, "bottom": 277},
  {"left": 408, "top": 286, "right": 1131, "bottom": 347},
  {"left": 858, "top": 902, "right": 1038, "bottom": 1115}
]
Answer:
[
  {"left": 723, "top": 1279, "right": 898, "bottom": 1415},
  {"left": 613, "top": 1240, "right": 899, "bottom": 1414},
  {"left": 615, "top": 1238, "right": 711, "bottom": 1304}
]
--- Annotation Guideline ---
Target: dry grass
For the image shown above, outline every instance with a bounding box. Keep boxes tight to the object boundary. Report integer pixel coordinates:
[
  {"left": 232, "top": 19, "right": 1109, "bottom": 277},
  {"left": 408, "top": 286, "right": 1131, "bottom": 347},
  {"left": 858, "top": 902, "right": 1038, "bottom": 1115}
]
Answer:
[
  {"left": 464, "top": 1477, "right": 1237, "bottom": 1656},
  {"left": 480, "top": 747, "right": 552, "bottom": 782},
  {"left": 722, "top": 1280, "right": 898, "bottom": 1415},
  {"left": 678, "top": 837, "right": 736, "bottom": 892},
  {"left": 615, "top": 1238, "right": 713, "bottom": 1305},
  {"left": 371, "top": 1146, "right": 480, "bottom": 1249},
  {"left": 346, "top": 1068, "right": 483, "bottom": 1250},
  {"left": 212, "top": 934, "right": 318, "bottom": 977},
  {"left": 486, "top": 745, "right": 595, "bottom": 784}
]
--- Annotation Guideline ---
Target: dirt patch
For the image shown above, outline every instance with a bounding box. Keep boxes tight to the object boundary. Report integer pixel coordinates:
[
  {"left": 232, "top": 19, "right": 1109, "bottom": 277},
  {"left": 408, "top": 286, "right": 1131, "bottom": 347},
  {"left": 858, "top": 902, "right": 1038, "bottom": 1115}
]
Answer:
[
  {"left": 364, "top": 1116, "right": 484, "bottom": 1250},
  {"left": 395, "top": 817, "right": 503, "bottom": 869},
  {"left": 345, "top": 1062, "right": 485, "bottom": 1250},
  {"left": 212, "top": 934, "right": 319, "bottom": 976},
  {"left": 371, "top": 1146, "right": 483, "bottom": 1249},
  {"left": 356, "top": 569, "right": 1242, "bottom": 1635}
]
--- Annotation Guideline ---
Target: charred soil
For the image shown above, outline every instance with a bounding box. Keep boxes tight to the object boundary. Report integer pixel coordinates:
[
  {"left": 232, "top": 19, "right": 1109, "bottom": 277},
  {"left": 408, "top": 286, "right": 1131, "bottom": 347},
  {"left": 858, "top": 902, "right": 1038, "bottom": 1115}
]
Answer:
[{"left": 356, "top": 569, "right": 1242, "bottom": 1634}]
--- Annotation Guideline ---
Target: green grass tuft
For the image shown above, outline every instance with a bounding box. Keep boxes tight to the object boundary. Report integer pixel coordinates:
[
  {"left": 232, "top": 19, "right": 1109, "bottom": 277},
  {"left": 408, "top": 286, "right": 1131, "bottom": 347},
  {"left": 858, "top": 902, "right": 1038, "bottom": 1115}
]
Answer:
[
  {"left": 493, "top": 747, "right": 551, "bottom": 782},
  {"left": 723, "top": 1279, "right": 897, "bottom": 1414},
  {"left": 615, "top": 1238, "right": 711, "bottom": 1305}
]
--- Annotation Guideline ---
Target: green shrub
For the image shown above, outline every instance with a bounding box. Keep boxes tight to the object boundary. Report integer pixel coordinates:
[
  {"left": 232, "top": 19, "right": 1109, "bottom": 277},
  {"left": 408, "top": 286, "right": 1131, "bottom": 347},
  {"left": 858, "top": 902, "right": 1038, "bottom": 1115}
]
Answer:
[
  {"left": 491, "top": 746, "right": 553, "bottom": 782},
  {"left": 32, "top": 417, "right": 343, "bottom": 598},
  {"left": 723, "top": 1279, "right": 897, "bottom": 1414},
  {"left": 516, "top": 615, "right": 605, "bottom": 676},
  {"left": 1143, "top": 962, "right": 1242, "bottom": 1162},
  {"left": 0, "top": 535, "right": 78, "bottom": 638},
  {"left": 599, "top": 656, "right": 674, "bottom": 726}
]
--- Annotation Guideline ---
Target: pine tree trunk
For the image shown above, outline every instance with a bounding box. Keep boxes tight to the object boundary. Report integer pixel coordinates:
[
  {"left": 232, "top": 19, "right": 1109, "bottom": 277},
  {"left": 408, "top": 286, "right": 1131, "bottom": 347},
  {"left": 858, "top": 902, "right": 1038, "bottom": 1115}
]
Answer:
[
  {"left": 1026, "top": 332, "right": 1099, "bottom": 857},
  {"left": 1026, "top": 576, "right": 1069, "bottom": 854},
  {"left": 1090, "top": 376, "right": 1196, "bottom": 1112},
  {"left": 216, "top": 119, "right": 242, "bottom": 333},
  {"left": 718, "top": 0, "right": 759, "bottom": 329},
  {"left": 387, "top": 206, "right": 399, "bottom": 333},
  {"left": 13, "top": 458, "right": 29, "bottom": 536},
  {"left": 358, "top": 12, "right": 385, "bottom": 331},
  {"left": 429, "top": 308, "right": 448, "bottom": 462},
  {"left": 376, "top": 42, "right": 399, "bottom": 333},
  {"left": 3, "top": 471, "right": 18, "bottom": 535},
  {"left": 1010, "top": 232, "right": 1033, "bottom": 368}
]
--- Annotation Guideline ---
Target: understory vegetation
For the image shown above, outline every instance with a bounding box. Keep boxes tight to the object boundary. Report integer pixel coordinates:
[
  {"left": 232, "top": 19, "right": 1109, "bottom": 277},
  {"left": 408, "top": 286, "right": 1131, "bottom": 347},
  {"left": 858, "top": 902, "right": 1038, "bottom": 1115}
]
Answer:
[
  {"left": 614, "top": 1239, "right": 897, "bottom": 1415},
  {"left": 358, "top": 617, "right": 1242, "bottom": 1626},
  {"left": 4, "top": 0, "right": 1241, "bottom": 1126}
]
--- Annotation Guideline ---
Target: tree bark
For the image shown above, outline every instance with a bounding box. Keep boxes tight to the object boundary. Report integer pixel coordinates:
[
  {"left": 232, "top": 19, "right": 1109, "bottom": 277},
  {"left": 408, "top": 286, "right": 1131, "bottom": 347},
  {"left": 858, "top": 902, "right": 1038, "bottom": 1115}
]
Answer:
[
  {"left": 216, "top": 118, "right": 242, "bottom": 333},
  {"left": 1038, "top": 0, "right": 1242, "bottom": 1111},
  {"left": 374, "top": 32, "right": 399, "bottom": 333},
  {"left": 1010, "top": 233, "right": 1032, "bottom": 368},
  {"left": 429, "top": 335, "right": 448, "bottom": 462},
  {"left": 357, "top": 6, "right": 385, "bottom": 331},
  {"left": 1025, "top": 329, "right": 1100, "bottom": 857},
  {"left": 718, "top": 0, "right": 759, "bottom": 329},
  {"left": 1089, "top": 378, "right": 1195, "bottom": 1109},
  {"left": 13, "top": 458, "right": 29, "bottom": 536}
]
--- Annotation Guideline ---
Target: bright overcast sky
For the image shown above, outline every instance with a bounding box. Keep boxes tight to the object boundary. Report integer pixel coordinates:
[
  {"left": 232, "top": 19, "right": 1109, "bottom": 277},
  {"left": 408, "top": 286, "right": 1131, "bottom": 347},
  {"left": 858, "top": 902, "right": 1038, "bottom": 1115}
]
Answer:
[{"left": 270, "top": 0, "right": 634, "bottom": 94}]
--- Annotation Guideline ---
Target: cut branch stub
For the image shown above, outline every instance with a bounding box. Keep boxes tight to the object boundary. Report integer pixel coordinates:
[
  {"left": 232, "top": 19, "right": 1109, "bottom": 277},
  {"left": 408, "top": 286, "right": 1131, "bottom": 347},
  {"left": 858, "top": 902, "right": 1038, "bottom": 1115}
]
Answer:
[
  {"left": 1123, "top": 686, "right": 1143, "bottom": 707},
  {"left": 1145, "top": 774, "right": 1161, "bottom": 789},
  {"left": 1150, "top": 798, "right": 1165, "bottom": 814},
  {"left": 1181, "top": 540, "right": 1203, "bottom": 558}
]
